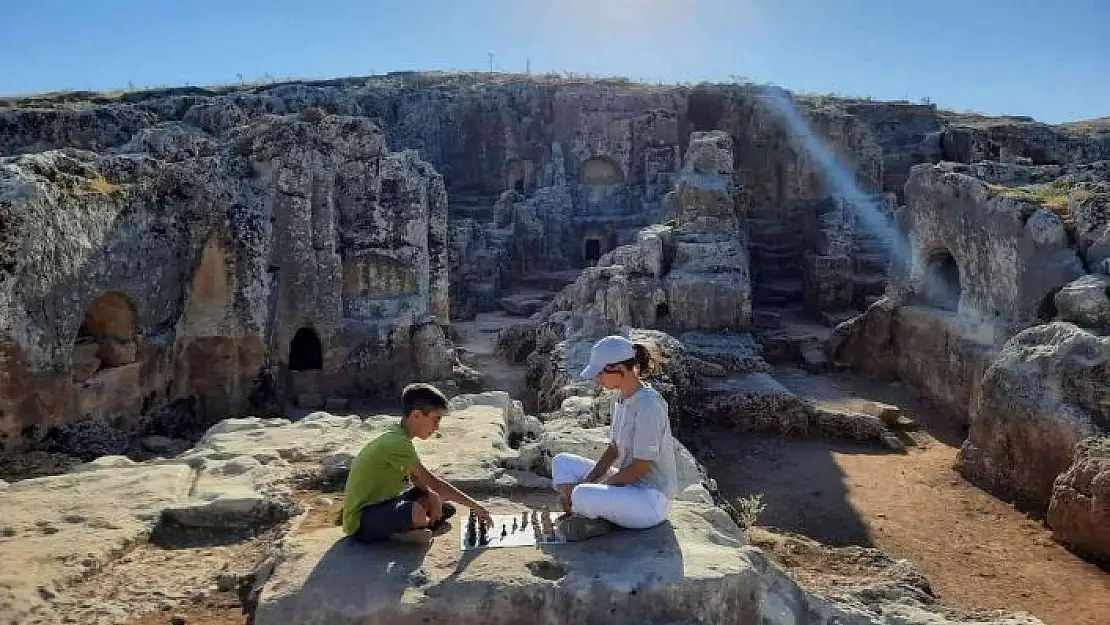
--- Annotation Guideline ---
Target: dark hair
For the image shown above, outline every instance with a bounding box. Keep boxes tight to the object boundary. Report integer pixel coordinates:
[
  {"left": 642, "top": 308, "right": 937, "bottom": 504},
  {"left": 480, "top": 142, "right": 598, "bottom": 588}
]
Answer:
[
  {"left": 612, "top": 341, "right": 663, "bottom": 375},
  {"left": 401, "top": 382, "right": 449, "bottom": 417}
]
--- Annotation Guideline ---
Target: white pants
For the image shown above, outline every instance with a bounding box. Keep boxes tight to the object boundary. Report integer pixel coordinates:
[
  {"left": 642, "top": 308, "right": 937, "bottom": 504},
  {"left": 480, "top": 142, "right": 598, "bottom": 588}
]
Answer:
[{"left": 551, "top": 452, "right": 669, "bottom": 530}]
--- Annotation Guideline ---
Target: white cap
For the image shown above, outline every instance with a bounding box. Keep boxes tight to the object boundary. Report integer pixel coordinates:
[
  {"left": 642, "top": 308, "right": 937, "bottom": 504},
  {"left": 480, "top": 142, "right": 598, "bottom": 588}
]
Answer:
[{"left": 579, "top": 335, "right": 636, "bottom": 380}]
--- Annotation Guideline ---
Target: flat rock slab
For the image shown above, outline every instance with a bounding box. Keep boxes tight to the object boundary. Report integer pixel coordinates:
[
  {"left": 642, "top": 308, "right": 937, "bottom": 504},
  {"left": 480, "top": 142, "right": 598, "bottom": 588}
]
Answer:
[
  {"left": 700, "top": 372, "right": 810, "bottom": 434},
  {"left": 254, "top": 500, "right": 764, "bottom": 625},
  {"left": 0, "top": 464, "right": 193, "bottom": 623},
  {"left": 182, "top": 392, "right": 526, "bottom": 493}
]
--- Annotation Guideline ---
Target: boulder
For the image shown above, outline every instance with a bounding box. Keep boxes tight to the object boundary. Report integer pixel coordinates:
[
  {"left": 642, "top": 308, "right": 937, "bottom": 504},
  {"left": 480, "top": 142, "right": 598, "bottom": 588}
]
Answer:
[
  {"left": 1068, "top": 182, "right": 1110, "bottom": 269},
  {"left": 1054, "top": 273, "right": 1110, "bottom": 331},
  {"left": 828, "top": 300, "right": 997, "bottom": 419},
  {"left": 957, "top": 323, "right": 1110, "bottom": 513},
  {"left": 1047, "top": 437, "right": 1110, "bottom": 562}
]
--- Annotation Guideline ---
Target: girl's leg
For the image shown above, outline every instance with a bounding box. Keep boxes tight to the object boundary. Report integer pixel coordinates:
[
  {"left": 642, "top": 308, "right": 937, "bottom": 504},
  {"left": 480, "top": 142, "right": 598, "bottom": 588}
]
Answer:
[
  {"left": 551, "top": 452, "right": 597, "bottom": 513},
  {"left": 569, "top": 483, "right": 669, "bottom": 530}
]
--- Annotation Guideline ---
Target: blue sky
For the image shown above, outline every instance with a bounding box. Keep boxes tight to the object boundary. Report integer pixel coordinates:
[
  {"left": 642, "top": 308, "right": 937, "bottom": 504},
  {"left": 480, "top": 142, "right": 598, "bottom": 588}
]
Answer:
[{"left": 3, "top": 0, "right": 1107, "bottom": 123}]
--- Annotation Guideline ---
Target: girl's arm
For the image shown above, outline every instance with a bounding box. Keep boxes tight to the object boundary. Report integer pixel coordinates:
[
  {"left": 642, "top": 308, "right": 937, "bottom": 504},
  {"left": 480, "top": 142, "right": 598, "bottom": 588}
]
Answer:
[{"left": 583, "top": 442, "right": 618, "bottom": 482}]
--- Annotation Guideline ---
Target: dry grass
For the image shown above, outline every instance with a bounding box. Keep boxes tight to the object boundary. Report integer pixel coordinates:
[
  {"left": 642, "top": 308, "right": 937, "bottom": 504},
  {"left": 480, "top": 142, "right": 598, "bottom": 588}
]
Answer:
[
  {"left": 986, "top": 180, "right": 1082, "bottom": 227},
  {"left": 87, "top": 174, "right": 121, "bottom": 196}
]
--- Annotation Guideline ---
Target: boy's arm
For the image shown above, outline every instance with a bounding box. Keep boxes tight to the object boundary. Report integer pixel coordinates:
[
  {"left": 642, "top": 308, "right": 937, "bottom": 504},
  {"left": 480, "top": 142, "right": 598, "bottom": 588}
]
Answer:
[{"left": 409, "top": 462, "right": 492, "bottom": 523}]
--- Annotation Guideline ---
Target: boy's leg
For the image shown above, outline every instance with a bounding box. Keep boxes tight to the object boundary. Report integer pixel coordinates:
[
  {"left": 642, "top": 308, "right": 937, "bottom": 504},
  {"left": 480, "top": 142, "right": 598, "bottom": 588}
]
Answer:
[
  {"left": 570, "top": 483, "right": 669, "bottom": 530},
  {"left": 403, "top": 486, "right": 456, "bottom": 533},
  {"left": 353, "top": 494, "right": 431, "bottom": 544}
]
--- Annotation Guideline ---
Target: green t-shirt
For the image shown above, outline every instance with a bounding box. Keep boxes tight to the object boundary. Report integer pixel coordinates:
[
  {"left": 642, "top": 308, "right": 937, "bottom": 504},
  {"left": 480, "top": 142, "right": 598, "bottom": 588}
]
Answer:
[{"left": 341, "top": 423, "right": 419, "bottom": 535}]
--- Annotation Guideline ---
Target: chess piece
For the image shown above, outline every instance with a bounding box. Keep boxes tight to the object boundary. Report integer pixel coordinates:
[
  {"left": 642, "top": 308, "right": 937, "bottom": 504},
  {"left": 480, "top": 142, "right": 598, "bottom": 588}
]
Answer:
[
  {"left": 465, "top": 511, "right": 477, "bottom": 547},
  {"left": 540, "top": 508, "right": 554, "bottom": 538}
]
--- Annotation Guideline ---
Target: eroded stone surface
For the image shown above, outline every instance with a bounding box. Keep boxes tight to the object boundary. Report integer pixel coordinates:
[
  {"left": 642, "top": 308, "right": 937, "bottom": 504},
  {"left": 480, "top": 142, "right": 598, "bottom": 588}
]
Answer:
[
  {"left": 1047, "top": 437, "right": 1110, "bottom": 562},
  {"left": 0, "top": 464, "right": 193, "bottom": 622},
  {"left": 253, "top": 498, "right": 1041, "bottom": 625}
]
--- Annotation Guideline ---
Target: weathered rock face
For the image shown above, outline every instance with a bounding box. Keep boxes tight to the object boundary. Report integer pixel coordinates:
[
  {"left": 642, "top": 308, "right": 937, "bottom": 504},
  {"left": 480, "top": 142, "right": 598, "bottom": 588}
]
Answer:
[
  {"left": 935, "top": 114, "right": 1110, "bottom": 167},
  {"left": 899, "top": 164, "right": 1086, "bottom": 326},
  {"left": 1068, "top": 181, "right": 1110, "bottom": 271},
  {"left": 1047, "top": 437, "right": 1110, "bottom": 563},
  {"left": 0, "top": 111, "right": 451, "bottom": 454},
  {"left": 827, "top": 300, "right": 997, "bottom": 419},
  {"left": 956, "top": 323, "right": 1110, "bottom": 514},
  {"left": 367, "top": 81, "right": 893, "bottom": 320}
]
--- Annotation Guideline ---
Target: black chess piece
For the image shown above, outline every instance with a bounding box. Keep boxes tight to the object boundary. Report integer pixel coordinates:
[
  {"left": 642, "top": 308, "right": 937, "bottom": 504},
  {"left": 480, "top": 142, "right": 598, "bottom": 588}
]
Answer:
[{"left": 465, "top": 511, "right": 477, "bottom": 547}]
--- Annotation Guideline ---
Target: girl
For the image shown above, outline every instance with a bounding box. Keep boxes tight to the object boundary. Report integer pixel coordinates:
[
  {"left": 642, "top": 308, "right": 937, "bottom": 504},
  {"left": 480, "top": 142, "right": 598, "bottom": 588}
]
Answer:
[{"left": 552, "top": 335, "right": 679, "bottom": 542}]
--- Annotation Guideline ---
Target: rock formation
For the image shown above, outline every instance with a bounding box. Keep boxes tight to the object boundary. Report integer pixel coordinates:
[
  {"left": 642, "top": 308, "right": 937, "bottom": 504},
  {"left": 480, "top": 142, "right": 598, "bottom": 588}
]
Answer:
[
  {"left": 956, "top": 323, "right": 1109, "bottom": 514},
  {"left": 1, "top": 107, "right": 452, "bottom": 454},
  {"left": 828, "top": 155, "right": 1110, "bottom": 557}
]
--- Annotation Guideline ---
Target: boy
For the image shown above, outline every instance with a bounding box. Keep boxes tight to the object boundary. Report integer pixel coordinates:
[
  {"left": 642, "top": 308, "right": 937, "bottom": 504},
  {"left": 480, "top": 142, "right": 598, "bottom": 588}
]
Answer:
[{"left": 342, "top": 383, "right": 493, "bottom": 544}]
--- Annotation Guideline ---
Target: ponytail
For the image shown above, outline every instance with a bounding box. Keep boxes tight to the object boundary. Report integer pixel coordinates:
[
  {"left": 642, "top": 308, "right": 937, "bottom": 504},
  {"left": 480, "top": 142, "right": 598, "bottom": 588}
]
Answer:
[{"left": 631, "top": 341, "right": 663, "bottom": 374}]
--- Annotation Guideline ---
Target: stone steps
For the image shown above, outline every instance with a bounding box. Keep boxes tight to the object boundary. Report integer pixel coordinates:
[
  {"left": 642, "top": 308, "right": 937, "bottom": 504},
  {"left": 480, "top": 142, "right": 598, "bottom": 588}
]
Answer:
[
  {"left": 755, "top": 265, "right": 803, "bottom": 282},
  {"left": 754, "top": 279, "right": 804, "bottom": 298},
  {"left": 750, "top": 243, "right": 803, "bottom": 257},
  {"left": 753, "top": 293, "right": 792, "bottom": 307},
  {"left": 853, "top": 273, "right": 887, "bottom": 293},
  {"left": 819, "top": 309, "right": 861, "bottom": 328}
]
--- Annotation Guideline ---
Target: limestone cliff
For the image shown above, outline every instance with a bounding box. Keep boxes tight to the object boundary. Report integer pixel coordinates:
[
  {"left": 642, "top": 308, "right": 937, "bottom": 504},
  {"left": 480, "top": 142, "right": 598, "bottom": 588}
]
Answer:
[{"left": 0, "top": 111, "right": 451, "bottom": 454}]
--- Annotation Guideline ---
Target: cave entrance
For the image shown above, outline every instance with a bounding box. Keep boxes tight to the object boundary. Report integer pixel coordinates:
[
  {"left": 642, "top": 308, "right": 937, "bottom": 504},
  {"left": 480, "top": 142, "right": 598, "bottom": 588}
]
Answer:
[
  {"left": 584, "top": 237, "right": 602, "bottom": 266},
  {"left": 655, "top": 302, "right": 670, "bottom": 325},
  {"left": 289, "top": 327, "right": 323, "bottom": 371},
  {"left": 73, "top": 292, "right": 138, "bottom": 376},
  {"left": 921, "top": 250, "right": 961, "bottom": 312}
]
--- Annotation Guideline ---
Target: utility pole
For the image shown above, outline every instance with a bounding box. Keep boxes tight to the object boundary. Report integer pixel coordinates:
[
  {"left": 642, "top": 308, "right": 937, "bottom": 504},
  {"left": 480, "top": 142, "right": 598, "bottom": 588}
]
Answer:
[{"left": 488, "top": 52, "right": 494, "bottom": 73}]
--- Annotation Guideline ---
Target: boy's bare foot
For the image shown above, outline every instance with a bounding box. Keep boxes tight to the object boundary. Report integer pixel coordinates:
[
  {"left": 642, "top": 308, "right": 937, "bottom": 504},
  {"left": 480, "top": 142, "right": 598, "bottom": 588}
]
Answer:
[{"left": 389, "top": 529, "right": 434, "bottom": 545}]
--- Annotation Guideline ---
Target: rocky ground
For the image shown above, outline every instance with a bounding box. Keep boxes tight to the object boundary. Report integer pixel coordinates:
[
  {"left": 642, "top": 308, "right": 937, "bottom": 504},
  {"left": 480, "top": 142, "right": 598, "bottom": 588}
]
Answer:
[{"left": 0, "top": 388, "right": 1049, "bottom": 625}]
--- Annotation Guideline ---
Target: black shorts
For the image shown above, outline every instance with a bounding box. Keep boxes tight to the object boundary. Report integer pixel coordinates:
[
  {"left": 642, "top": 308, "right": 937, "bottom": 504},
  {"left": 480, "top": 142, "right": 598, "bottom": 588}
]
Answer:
[{"left": 352, "top": 487, "right": 456, "bottom": 543}]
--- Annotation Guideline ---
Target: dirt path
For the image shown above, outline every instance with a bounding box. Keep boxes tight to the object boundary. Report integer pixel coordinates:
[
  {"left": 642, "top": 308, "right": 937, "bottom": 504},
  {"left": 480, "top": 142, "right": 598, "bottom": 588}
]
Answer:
[
  {"left": 452, "top": 311, "right": 530, "bottom": 399},
  {"left": 696, "top": 369, "right": 1110, "bottom": 625}
]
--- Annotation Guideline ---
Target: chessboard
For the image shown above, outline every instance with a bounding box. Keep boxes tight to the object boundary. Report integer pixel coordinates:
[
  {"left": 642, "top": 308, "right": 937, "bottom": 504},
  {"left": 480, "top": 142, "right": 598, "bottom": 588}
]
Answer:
[{"left": 459, "top": 508, "right": 567, "bottom": 551}]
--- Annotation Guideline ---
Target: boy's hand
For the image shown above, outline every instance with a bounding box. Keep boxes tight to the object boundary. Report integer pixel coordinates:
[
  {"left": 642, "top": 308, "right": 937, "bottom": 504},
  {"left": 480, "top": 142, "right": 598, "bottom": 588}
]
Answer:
[
  {"left": 472, "top": 503, "right": 494, "bottom": 526},
  {"left": 425, "top": 490, "right": 444, "bottom": 524}
]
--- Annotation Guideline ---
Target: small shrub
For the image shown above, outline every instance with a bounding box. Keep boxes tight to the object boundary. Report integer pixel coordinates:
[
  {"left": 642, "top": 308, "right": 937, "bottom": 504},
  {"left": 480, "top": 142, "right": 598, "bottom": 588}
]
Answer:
[{"left": 734, "top": 493, "right": 766, "bottom": 529}]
